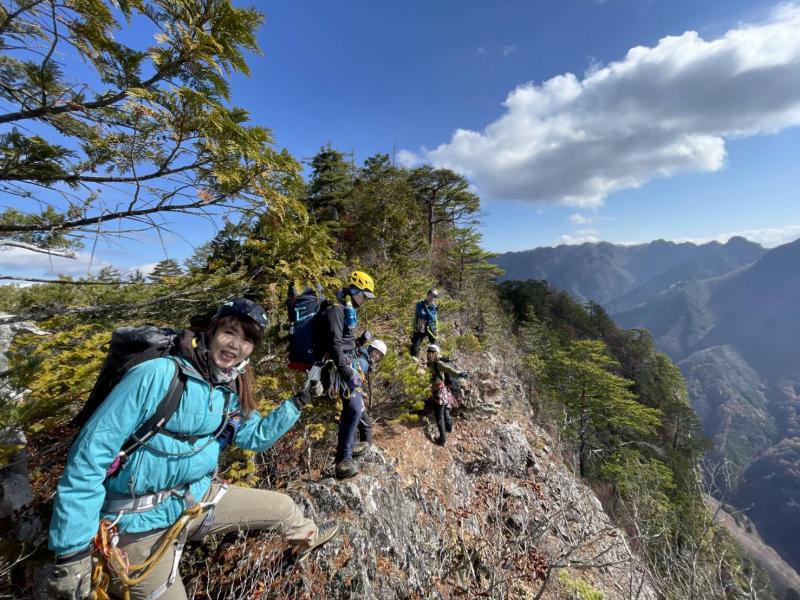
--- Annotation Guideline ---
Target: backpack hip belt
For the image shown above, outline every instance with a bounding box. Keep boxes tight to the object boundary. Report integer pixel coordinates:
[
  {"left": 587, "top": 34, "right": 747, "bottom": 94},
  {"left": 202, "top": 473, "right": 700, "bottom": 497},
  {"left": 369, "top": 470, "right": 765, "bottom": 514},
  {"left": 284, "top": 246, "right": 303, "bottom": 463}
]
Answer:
[{"left": 103, "top": 483, "right": 195, "bottom": 514}]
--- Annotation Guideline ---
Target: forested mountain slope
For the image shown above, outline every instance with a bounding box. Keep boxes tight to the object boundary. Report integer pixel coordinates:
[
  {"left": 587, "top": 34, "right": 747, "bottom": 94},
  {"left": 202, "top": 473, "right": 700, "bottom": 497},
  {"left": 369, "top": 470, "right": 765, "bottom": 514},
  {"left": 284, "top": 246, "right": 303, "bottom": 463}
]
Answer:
[
  {"left": 614, "top": 238, "right": 800, "bottom": 573},
  {"left": 494, "top": 232, "right": 800, "bottom": 579}
]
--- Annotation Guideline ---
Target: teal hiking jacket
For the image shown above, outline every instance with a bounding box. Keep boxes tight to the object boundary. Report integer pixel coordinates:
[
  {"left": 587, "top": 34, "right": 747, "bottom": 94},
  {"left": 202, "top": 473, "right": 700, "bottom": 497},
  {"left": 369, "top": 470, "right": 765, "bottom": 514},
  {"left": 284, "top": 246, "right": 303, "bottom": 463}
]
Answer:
[{"left": 48, "top": 357, "right": 300, "bottom": 557}]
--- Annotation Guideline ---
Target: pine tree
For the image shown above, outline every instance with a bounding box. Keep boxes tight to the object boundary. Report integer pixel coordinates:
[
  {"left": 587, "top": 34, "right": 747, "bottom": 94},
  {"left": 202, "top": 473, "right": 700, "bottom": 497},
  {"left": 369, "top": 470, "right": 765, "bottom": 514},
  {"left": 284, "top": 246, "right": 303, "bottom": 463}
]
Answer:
[
  {"left": 147, "top": 259, "right": 184, "bottom": 283},
  {"left": 307, "top": 145, "right": 354, "bottom": 222},
  {"left": 95, "top": 266, "right": 122, "bottom": 283},
  {"left": 348, "top": 153, "right": 424, "bottom": 263},
  {"left": 543, "top": 339, "right": 662, "bottom": 478},
  {"left": 409, "top": 167, "right": 480, "bottom": 246}
]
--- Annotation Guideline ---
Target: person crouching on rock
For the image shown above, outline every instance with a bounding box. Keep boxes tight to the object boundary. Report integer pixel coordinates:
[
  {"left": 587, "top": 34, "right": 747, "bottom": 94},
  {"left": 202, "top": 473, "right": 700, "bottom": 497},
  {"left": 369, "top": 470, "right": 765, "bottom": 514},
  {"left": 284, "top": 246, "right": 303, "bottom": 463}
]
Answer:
[
  {"left": 425, "top": 344, "right": 468, "bottom": 447},
  {"left": 46, "top": 299, "right": 338, "bottom": 600},
  {"left": 351, "top": 333, "right": 387, "bottom": 460}
]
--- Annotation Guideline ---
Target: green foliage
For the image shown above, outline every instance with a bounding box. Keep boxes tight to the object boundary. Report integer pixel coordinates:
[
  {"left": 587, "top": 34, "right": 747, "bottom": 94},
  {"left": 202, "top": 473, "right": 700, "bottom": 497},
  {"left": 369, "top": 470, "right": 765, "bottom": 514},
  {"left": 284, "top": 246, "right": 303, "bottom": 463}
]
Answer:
[
  {"left": 346, "top": 153, "right": 425, "bottom": 265},
  {"left": 372, "top": 349, "right": 429, "bottom": 423},
  {"left": 307, "top": 144, "right": 354, "bottom": 223},
  {"left": 601, "top": 447, "right": 676, "bottom": 527},
  {"left": 1, "top": 0, "right": 291, "bottom": 255},
  {"left": 409, "top": 166, "right": 480, "bottom": 246},
  {"left": 454, "top": 331, "right": 482, "bottom": 353},
  {"left": 558, "top": 571, "right": 605, "bottom": 600},
  {"left": 6, "top": 326, "right": 108, "bottom": 431},
  {"left": 542, "top": 339, "right": 662, "bottom": 478}
]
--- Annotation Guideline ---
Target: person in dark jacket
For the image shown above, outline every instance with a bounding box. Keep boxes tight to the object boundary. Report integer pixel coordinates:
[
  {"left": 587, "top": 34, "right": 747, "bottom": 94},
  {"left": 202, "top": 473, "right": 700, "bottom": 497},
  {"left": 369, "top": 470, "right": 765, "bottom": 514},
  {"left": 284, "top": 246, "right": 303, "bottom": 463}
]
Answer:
[
  {"left": 425, "top": 344, "right": 468, "bottom": 446},
  {"left": 314, "top": 270, "right": 376, "bottom": 479},
  {"left": 410, "top": 288, "right": 439, "bottom": 356},
  {"left": 46, "top": 299, "right": 338, "bottom": 600}
]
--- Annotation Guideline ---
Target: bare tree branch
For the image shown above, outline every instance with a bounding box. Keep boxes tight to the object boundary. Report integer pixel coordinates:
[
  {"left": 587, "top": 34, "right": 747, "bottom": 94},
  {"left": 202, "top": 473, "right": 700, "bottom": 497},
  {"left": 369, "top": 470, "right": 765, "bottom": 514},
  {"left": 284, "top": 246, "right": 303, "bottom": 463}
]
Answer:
[
  {"left": 0, "top": 285, "right": 221, "bottom": 325},
  {"left": 0, "top": 239, "right": 75, "bottom": 257},
  {"left": 0, "top": 275, "right": 150, "bottom": 285}
]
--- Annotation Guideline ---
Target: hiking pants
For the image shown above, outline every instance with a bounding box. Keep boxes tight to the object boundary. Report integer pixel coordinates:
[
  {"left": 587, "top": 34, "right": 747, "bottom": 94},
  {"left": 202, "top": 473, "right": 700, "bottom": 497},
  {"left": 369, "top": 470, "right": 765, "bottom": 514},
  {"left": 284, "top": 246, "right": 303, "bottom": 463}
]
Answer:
[
  {"left": 432, "top": 403, "right": 453, "bottom": 444},
  {"left": 335, "top": 391, "right": 364, "bottom": 464},
  {"left": 358, "top": 409, "right": 373, "bottom": 444},
  {"left": 410, "top": 330, "right": 436, "bottom": 356},
  {"left": 107, "top": 484, "right": 317, "bottom": 600}
]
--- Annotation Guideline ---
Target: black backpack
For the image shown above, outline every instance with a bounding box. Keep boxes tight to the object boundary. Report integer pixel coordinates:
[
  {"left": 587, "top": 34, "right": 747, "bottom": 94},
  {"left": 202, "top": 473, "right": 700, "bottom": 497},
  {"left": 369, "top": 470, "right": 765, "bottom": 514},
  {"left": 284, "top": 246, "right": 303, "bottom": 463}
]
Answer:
[
  {"left": 286, "top": 285, "right": 324, "bottom": 371},
  {"left": 71, "top": 326, "right": 187, "bottom": 476}
]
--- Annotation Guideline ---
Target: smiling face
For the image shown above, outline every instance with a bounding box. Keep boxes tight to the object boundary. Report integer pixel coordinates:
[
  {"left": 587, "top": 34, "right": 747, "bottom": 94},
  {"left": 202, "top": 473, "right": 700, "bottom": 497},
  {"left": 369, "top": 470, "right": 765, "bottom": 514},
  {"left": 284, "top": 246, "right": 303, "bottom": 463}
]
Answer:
[
  {"left": 209, "top": 318, "right": 255, "bottom": 369},
  {"left": 367, "top": 347, "right": 384, "bottom": 366}
]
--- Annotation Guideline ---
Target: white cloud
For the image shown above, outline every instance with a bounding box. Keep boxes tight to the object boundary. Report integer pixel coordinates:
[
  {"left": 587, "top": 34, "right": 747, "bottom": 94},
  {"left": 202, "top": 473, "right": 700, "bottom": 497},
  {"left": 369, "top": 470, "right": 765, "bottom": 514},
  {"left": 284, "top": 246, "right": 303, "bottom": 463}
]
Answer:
[
  {"left": 503, "top": 45, "right": 516, "bottom": 57},
  {"left": 396, "top": 148, "right": 421, "bottom": 168},
  {"left": 558, "top": 229, "right": 600, "bottom": 245},
  {"left": 476, "top": 46, "right": 487, "bottom": 55},
  {"left": 676, "top": 225, "right": 800, "bottom": 248},
  {"left": 569, "top": 212, "right": 592, "bottom": 225},
  {"left": 411, "top": 4, "right": 800, "bottom": 207},
  {"left": 0, "top": 247, "right": 114, "bottom": 278}
]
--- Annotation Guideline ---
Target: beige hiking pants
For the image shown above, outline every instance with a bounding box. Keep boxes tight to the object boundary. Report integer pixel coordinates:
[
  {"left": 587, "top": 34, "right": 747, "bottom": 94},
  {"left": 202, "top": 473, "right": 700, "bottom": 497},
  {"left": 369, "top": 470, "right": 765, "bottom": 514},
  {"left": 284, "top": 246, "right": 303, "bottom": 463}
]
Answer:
[{"left": 106, "top": 484, "right": 317, "bottom": 600}]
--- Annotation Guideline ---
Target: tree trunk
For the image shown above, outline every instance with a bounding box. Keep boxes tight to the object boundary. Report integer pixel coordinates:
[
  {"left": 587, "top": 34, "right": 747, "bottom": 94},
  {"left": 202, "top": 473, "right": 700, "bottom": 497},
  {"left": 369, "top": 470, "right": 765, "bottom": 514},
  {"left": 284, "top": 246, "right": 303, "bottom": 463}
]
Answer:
[{"left": 427, "top": 196, "right": 434, "bottom": 246}]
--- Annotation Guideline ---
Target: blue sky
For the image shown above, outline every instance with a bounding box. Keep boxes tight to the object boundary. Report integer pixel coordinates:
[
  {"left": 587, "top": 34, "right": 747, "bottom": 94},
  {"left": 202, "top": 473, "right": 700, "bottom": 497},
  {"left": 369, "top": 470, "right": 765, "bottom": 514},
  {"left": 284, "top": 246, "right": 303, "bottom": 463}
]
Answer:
[{"left": 5, "top": 0, "right": 800, "bottom": 277}]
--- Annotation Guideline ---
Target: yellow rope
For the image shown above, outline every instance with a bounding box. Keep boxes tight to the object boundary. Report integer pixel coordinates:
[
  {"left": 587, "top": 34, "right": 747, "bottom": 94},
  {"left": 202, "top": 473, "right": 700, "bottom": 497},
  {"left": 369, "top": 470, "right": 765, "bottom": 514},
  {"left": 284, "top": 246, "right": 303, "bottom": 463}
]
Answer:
[{"left": 90, "top": 504, "right": 205, "bottom": 600}]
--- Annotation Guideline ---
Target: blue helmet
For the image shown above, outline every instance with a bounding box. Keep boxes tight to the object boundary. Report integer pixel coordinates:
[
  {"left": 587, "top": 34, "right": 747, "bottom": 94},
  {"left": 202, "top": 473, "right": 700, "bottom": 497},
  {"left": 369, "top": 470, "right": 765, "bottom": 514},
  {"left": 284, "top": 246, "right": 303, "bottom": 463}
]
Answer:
[{"left": 214, "top": 298, "right": 267, "bottom": 333}]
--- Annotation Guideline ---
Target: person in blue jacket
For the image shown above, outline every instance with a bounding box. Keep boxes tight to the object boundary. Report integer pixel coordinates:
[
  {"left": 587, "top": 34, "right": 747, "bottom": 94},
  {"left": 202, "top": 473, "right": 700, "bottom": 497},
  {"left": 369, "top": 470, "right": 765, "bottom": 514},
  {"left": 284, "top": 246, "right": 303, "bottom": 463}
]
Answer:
[
  {"left": 410, "top": 288, "right": 439, "bottom": 356},
  {"left": 46, "top": 299, "right": 338, "bottom": 600}
]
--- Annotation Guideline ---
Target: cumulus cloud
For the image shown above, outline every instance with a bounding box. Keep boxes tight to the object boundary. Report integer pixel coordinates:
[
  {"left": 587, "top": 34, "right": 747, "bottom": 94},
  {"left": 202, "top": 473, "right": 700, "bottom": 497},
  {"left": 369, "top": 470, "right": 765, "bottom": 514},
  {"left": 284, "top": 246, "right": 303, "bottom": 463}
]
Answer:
[
  {"left": 558, "top": 229, "right": 600, "bottom": 245},
  {"left": 396, "top": 148, "right": 421, "bottom": 168},
  {"left": 414, "top": 4, "right": 800, "bottom": 207},
  {"left": 503, "top": 45, "right": 516, "bottom": 57}
]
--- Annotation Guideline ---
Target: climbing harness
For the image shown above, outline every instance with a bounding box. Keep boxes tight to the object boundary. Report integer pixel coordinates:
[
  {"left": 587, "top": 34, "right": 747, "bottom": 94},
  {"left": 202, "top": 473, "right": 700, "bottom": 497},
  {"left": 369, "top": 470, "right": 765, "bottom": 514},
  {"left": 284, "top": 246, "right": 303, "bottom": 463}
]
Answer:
[{"left": 90, "top": 483, "right": 229, "bottom": 600}]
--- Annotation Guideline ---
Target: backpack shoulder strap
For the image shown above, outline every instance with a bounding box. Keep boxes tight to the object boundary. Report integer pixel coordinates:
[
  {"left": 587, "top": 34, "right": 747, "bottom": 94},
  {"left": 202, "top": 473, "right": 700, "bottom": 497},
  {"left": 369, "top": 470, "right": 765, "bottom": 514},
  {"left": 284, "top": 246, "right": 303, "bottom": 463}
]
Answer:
[{"left": 119, "top": 358, "right": 187, "bottom": 456}]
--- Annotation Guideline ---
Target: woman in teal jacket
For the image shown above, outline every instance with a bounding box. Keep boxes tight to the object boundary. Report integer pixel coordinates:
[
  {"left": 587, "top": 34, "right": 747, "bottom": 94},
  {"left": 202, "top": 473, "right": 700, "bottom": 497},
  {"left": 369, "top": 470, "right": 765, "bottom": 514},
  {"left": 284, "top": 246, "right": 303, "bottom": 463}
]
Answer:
[{"left": 47, "top": 299, "right": 338, "bottom": 600}]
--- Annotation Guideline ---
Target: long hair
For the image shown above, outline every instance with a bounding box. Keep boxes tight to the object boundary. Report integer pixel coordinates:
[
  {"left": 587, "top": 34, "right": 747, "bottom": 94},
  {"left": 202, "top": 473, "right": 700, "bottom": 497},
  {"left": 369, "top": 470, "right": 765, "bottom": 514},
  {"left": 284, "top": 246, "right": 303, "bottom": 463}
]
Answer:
[{"left": 206, "top": 314, "right": 264, "bottom": 418}]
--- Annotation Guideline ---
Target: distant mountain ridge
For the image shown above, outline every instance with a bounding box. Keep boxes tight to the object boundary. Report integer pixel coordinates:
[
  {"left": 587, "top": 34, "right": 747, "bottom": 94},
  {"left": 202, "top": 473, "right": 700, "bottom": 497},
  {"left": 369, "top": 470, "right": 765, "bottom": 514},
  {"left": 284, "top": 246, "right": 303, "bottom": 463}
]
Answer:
[
  {"left": 613, "top": 238, "right": 800, "bottom": 571},
  {"left": 492, "top": 237, "right": 765, "bottom": 313},
  {"left": 494, "top": 236, "right": 800, "bottom": 573}
]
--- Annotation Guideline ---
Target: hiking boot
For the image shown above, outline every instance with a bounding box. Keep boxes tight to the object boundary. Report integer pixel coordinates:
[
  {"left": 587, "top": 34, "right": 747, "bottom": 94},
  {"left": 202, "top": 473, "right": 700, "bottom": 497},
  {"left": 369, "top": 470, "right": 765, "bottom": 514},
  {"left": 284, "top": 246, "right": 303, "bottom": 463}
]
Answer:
[
  {"left": 352, "top": 442, "right": 370, "bottom": 458},
  {"left": 434, "top": 437, "right": 446, "bottom": 447},
  {"left": 335, "top": 459, "right": 359, "bottom": 479},
  {"left": 296, "top": 521, "right": 339, "bottom": 563}
]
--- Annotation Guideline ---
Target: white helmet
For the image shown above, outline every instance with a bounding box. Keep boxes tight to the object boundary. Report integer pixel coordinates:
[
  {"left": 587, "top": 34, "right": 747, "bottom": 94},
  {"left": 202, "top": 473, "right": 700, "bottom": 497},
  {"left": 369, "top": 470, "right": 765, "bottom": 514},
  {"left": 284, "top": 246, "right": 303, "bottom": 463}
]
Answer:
[
  {"left": 427, "top": 344, "right": 440, "bottom": 354},
  {"left": 368, "top": 339, "right": 387, "bottom": 356}
]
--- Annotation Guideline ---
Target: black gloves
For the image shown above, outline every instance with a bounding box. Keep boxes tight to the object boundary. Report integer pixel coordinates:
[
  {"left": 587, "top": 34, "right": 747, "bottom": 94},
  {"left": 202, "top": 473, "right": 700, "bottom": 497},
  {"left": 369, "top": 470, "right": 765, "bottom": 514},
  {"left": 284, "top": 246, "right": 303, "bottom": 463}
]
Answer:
[{"left": 292, "top": 388, "right": 311, "bottom": 410}]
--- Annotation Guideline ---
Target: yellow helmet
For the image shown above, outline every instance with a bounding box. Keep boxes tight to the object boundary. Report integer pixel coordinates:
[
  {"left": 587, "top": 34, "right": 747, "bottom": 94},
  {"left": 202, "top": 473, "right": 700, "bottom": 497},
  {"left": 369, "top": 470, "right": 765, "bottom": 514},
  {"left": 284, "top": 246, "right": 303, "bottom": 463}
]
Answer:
[{"left": 349, "top": 270, "right": 376, "bottom": 298}]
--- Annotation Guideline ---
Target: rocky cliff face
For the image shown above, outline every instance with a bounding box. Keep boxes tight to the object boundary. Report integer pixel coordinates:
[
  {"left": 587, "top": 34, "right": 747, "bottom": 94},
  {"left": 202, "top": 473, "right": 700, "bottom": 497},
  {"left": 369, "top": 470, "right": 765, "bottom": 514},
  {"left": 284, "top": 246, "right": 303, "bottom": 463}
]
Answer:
[
  {"left": 0, "top": 316, "right": 45, "bottom": 545},
  {"left": 184, "top": 352, "right": 658, "bottom": 599}
]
